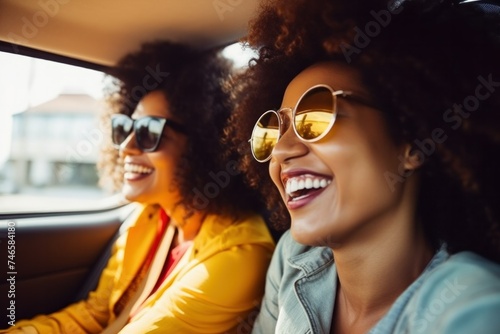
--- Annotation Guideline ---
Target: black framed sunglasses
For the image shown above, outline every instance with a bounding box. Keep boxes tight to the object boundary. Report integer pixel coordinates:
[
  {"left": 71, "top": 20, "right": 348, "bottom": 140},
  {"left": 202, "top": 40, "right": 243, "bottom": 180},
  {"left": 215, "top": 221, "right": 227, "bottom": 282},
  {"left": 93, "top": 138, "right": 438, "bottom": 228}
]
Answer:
[
  {"left": 249, "top": 84, "right": 377, "bottom": 162},
  {"left": 111, "top": 114, "right": 186, "bottom": 152}
]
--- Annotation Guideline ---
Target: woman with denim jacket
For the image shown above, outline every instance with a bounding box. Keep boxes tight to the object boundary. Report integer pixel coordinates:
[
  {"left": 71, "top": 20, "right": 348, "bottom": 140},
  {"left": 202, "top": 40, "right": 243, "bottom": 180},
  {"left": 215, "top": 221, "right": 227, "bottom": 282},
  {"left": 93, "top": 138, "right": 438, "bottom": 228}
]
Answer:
[{"left": 226, "top": 0, "right": 500, "bottom": 333}]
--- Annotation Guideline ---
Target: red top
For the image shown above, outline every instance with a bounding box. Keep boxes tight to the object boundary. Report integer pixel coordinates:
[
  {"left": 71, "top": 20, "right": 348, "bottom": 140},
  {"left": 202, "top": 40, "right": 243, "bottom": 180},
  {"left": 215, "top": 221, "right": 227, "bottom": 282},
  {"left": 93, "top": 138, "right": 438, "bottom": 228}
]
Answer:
[
  {"left": 127, "top": 209, "right": 192, "bottom": 320},
  {"left": 150, "top": 209, "right": 192, "bottom": 295},
  {"left": 150, "top": 237, "right": 193, "bottom": 296}
]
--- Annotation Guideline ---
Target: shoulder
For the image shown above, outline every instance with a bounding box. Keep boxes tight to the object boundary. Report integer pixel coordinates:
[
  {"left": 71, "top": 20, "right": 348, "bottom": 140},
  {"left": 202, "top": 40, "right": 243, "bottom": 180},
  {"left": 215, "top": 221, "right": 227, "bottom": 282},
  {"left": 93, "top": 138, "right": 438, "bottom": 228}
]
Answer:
[
  {"left": 424, "top": 251, "right": 500, "bottom": 293},
  {"left": 193, "top": 213, "right": 276, "bottom": 255},
  {"left": 407, "top": 251, "right": 500, "bottom": 333}
]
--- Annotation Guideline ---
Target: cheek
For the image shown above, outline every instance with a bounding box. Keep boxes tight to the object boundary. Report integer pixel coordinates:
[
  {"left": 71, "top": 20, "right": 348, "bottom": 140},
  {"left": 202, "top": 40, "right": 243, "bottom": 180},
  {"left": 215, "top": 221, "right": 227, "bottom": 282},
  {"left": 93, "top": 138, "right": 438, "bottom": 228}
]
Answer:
[
  {"left": 350, "top": 150, "right": 399, "bottom": 193},
  {"left": 149, "top": 154, "right": 176, "bottom": 184},
  {"left": 269, "top": 160, "right": 284, "bottom": 193},
  {"left": 329, "top": 118, "right": 401, "bottom": 173},
  {"left": 316, "top": 129, "right": 402, "bottom": 203}
]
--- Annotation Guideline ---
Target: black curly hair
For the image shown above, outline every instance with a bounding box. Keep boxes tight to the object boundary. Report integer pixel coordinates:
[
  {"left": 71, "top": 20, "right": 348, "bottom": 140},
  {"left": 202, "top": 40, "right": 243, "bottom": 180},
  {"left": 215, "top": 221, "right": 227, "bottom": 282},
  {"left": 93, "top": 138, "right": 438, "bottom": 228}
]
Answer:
[
  {"left": 226, "top": 0, "right": 500, "bottom": 262},
  {"left": 98, "top": 40, "right": 264, "bottom": 220}
]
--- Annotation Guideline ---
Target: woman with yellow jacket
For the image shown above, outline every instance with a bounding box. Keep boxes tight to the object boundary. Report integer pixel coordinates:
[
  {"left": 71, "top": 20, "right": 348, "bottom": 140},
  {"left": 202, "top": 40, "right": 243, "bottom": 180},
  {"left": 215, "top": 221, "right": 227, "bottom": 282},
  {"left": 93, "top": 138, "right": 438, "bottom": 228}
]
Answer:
[{"left": 5, "top": 41, "right": 275, "bottom": 334}]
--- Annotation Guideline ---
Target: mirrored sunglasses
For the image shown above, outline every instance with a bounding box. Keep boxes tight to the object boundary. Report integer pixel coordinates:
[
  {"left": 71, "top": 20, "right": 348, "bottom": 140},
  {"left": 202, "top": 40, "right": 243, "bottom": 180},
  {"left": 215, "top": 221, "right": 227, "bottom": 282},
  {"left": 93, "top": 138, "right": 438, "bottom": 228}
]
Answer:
[
  {"left": 249, "top": 84, "right": 376, "bottom": 162},
  {"left": 111, "top": 114, "right": 186, "bottom": 152}
]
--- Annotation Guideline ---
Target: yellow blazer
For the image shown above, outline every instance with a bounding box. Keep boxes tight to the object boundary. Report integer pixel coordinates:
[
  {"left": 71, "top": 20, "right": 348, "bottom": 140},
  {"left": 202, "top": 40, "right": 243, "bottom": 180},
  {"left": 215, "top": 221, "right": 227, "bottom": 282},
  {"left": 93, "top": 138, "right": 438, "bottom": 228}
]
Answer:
[{"left": 8, "top": 204, "right": 275, "bottom": 334}]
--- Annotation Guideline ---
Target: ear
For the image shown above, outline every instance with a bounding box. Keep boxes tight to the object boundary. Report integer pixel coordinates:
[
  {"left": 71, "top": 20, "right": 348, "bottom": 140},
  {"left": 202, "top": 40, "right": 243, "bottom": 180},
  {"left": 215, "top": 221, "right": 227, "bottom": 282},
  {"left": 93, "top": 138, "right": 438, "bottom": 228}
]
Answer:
[{"left": 401, "top": 144, "right": 424, "bottom": 171}]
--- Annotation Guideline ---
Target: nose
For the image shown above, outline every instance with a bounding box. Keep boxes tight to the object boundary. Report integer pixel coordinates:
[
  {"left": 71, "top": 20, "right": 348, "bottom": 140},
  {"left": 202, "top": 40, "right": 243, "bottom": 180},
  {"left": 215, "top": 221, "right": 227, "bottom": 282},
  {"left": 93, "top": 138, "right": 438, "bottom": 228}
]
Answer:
[
  {"left": 119, "top": 132, "right": 141, "bottom": 157},
  {"left": 271, "top": 110, "right": 308, "bottom": 163}
]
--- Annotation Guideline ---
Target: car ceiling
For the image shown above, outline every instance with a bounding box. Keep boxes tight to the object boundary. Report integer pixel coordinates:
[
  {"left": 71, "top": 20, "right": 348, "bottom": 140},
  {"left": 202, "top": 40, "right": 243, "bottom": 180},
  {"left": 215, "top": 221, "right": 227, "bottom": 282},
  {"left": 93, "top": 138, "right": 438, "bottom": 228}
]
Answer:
[{"left": 0, "top": 0, "right": 260, "bottom": 67}]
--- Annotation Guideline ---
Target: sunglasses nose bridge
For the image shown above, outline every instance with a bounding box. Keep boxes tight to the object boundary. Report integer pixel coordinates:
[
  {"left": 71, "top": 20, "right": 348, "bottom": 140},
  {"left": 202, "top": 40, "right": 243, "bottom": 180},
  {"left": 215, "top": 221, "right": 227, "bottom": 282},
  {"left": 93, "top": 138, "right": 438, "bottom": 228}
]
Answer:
[
  {"left": 118, "top": 129, "right": 141, "bottom": 155},
  {"left": 277, "top": 108, "right": 293, "bottom": 138}
]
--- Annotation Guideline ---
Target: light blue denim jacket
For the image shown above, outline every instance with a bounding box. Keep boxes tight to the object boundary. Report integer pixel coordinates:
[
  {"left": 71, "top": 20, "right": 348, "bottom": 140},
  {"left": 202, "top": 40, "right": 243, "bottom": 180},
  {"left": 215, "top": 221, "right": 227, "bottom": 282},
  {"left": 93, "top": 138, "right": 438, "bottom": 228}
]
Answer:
[{"left": 252, "top": 230, "right": 500, "bottom": 334}]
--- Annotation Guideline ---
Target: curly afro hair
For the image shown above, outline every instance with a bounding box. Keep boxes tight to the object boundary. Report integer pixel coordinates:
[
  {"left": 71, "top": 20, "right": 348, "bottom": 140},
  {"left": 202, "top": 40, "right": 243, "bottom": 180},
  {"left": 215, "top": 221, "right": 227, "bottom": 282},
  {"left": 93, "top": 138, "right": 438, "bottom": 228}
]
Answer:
[
  {"left": 98, "top": 40, "right": 264, "bottom": 220},
  {"left": 225, "top": 0, "right": 500, "bottom": 262}
]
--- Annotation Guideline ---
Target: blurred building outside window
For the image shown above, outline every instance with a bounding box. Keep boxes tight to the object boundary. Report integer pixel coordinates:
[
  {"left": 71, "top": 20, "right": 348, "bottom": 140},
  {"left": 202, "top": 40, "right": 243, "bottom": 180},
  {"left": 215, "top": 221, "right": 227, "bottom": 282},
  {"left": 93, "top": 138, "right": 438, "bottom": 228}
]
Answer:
[{"left": 0, "top": 51, "right": 109, "bottom": 212}]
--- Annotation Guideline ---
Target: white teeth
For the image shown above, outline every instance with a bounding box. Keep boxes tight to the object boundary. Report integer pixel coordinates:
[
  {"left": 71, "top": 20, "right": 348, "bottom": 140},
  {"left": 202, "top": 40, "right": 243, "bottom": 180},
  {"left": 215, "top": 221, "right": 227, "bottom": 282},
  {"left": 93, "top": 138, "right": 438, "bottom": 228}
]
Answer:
[
  {"left": 285, "top": 176, "right": 332, "bottom": 196},
  {"left": 291, "top": 179, "right": 298, "bottom": 193},
  {"left": 124, "top": 164, "right": 154, "bottom": 174}
]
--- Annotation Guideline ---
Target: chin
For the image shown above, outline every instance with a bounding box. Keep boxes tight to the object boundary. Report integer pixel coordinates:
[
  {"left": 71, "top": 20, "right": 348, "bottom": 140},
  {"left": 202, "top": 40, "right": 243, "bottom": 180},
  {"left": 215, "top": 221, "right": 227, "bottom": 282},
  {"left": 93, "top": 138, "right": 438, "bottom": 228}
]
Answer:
[
  {"left": 291, "top": 224, "right": 322, "bottom": 246},
  {"left": 123, "top": 194, "right": 138, "bottom": 203},
  {"left": 121, "top": 187, "right": 144, "bottom": 203},
  {"left": 291, "top": 216, "right": 341, "bottom": 247}
]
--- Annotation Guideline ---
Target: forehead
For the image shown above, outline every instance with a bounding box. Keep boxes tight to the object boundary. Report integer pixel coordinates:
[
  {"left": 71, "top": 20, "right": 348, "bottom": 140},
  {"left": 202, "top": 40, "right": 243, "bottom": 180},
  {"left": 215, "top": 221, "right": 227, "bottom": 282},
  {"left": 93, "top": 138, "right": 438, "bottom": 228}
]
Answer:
[
  {"left": 281, "top": 62, "right": 368, "bottom": 107},
  {"left": 133, "top": 90, "right": 172, "bottom": 119}
]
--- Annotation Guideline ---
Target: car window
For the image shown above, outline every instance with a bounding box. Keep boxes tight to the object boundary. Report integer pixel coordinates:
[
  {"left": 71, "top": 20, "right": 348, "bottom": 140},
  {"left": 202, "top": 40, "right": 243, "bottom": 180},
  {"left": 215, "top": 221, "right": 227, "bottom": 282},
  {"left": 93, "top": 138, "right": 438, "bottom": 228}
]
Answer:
[
  {"left": 0, "top": 51, "right": 119, "bottom": 213},
  {"left": 0, "top": 43, "right": 255, "bottom": 214}
]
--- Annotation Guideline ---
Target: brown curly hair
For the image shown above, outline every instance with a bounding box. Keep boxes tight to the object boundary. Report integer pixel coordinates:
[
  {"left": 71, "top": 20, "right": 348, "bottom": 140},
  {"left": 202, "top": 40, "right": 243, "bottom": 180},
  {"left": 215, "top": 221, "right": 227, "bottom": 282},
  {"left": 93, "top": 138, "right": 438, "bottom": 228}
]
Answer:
[
  {"left": 226, "top": 0, "right": 500, "bottom": 262},
  {"left": 98, "top": 40, "right": 264, "bottom": 220}
]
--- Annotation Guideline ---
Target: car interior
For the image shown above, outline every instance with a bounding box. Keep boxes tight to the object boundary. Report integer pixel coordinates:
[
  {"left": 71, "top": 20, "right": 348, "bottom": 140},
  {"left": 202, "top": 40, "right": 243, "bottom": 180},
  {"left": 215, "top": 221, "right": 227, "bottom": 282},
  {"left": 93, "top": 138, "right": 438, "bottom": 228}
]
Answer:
[
  {"left": 1, "top": 0, "right": 499, "bottom": 330},
  {"left": 0, "top": 0, "right": 261, "bottom": 327}
]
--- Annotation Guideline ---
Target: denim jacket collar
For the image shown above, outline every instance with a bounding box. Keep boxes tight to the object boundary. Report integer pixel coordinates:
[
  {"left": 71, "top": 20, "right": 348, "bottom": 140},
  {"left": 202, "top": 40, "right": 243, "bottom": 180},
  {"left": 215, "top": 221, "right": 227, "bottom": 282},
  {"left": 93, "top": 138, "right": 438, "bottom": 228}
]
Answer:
[
  {"left": 285, "top": 246, "right": 337, "bottom": 334},
  {"left": 287, "top": 246, "right": 334, "bottom": 274},
  {"left": 281, "top": 244, "right": 450, "bottom": 334}
]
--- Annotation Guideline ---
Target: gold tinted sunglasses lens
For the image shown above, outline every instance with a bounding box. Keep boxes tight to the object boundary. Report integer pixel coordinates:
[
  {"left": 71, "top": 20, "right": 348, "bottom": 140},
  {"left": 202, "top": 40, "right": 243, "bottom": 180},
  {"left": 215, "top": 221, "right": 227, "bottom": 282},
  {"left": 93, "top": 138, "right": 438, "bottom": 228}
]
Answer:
[
  {"left": 251, "top": 111, "right": 280, "bottom": 161},
  {"left": 294, "top": 86, "right": 336, "bottom": 140}
]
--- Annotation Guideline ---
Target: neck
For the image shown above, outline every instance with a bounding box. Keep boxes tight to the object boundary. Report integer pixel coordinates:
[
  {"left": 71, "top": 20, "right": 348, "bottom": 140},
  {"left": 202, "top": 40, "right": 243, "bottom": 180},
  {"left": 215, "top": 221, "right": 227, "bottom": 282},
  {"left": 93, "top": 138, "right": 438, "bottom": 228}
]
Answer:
[
  {"left": 332, "top": 211, "right": 434, "bottom": 326},
  {"left": 163, "top": 204, "right": 205, "bottom": 245},
  {"left": 332, "top": 174, "right": 434, "bottom": 320}
]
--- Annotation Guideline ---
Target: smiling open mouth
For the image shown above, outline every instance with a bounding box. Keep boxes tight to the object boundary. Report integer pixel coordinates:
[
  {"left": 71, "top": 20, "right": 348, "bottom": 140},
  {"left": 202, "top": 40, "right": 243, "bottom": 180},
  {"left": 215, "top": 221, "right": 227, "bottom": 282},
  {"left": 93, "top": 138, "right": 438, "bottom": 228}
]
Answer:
[
  {"left": 285, "top": 176, "right": 331, "bottom": 201},
  {"left": 124, "top": 164, "right": 154, "bottom": 174}
]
